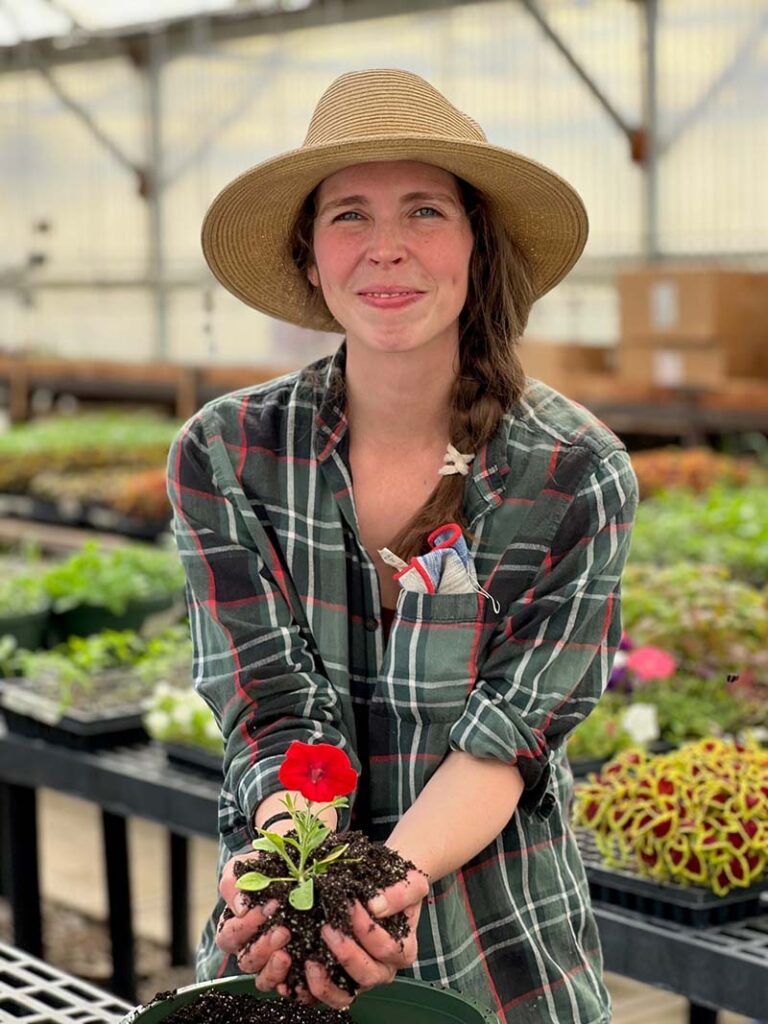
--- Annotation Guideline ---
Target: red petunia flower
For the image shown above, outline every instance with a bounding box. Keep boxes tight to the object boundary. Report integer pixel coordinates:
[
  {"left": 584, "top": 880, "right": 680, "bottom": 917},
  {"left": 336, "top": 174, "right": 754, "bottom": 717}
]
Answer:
[
  {"left": 626, "top": 645, "right": 677, "bottom": 682},
  {"left": 278, "top": 741, "right": 358, "bottom": 803}
]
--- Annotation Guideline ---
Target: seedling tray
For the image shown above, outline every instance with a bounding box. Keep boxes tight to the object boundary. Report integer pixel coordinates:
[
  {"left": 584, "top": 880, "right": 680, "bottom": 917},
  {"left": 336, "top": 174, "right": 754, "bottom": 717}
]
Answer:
[
  {"left": 0, "top": 941, "right": 130, "bottom": 1023},
  {"left": 577, "top": 827, "right": 768, "bottom": 928},
  {"left": 0, "top": 678, "right": 149, "bottom": 751},
  {"left": 84, "top": 504, "right": 171, "bottom": 540},
  {"left": 162, "top": 740, "right": 222, "bottom": 777}
]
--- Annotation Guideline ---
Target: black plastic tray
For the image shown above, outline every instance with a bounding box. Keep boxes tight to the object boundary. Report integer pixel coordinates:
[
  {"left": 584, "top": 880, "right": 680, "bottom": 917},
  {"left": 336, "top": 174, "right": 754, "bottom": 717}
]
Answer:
[
  {"left": 83, "top": 504, "right": 171, "bottom": 540},
  {"left": 0, "top": 679, "right": 149, "bottom": 751},
  {"left": 162, "top": 740, "right": 222, "bottom": 777},
  {"left": 577, "top": 827, "right": 768, "bottom": 927}
]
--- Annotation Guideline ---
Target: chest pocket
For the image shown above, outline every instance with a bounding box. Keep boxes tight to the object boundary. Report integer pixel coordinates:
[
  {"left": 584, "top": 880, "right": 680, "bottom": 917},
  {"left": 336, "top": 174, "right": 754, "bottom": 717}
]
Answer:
[{"left": 367, "top": 590, "right": 495, "bottom": 838}]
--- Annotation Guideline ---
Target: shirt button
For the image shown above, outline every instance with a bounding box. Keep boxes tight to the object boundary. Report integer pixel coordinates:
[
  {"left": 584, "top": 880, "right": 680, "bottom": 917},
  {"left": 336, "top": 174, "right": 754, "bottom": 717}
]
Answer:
[{"left": 364, "top": 617, "right": 378, "bottom": 632}]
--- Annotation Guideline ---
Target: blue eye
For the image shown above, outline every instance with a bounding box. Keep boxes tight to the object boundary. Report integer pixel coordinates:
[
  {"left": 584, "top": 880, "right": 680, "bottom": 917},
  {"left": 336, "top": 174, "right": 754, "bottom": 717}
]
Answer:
[
  {"left": 333, "top": 211, "right": 362, "bottom": 222},
  {"left": 414, "top": 207, "right": 441, "bottom": 217}
]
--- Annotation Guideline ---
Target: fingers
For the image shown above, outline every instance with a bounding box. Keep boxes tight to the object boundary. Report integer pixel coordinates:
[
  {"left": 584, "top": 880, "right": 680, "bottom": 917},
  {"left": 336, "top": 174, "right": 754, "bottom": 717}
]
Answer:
[
  {"left": 366, "top": 868, "right": 430, "bottom": 919},
  {"left": 253, "top": 949, "right": 292, "bottom": 994},
  {"left": 348, "top": 901, "right": 417, "bottom": 968},
  {"left": 237, "top": 925, "right": 291, "bottom": 974},
  {"left": 321, "top": 924, "right": 396, "bottom": 990},
  {"left": 304, "top": 961, "right": 362, "bottom": 1011},
  {"left": 219, "top": 853, "right": 261, "bottom": 910},
  {"left": 215, "top": 901, "right": 279, "bottom": 955}
]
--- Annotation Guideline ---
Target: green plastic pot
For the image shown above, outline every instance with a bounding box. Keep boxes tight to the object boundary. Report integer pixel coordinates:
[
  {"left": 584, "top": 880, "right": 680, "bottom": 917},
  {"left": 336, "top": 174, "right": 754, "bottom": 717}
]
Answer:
[
  {"left": 51, "top": 594, "right": 176, "bottom": 641},
  {"left": 120, "top": 975, "right": 498, "bottom": 1024},
  {"left": 0, "top": 607, "right": 50, "bottom": 650}
]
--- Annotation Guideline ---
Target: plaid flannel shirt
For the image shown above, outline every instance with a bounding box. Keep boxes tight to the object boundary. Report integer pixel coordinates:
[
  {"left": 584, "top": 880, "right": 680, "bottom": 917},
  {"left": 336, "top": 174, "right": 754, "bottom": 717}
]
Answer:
[{"left": 167, "top": 342, "right": 638, "bottom": 1024}]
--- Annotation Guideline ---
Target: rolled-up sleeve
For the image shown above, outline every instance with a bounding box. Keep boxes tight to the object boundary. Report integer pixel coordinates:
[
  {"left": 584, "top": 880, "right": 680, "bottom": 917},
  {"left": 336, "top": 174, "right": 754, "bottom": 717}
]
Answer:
[
  {"left": 167, "top": 412, "right": 357, "bottom": 853},
  {"left": 448, "top": 447, "right": 638, "bottom": 813}
]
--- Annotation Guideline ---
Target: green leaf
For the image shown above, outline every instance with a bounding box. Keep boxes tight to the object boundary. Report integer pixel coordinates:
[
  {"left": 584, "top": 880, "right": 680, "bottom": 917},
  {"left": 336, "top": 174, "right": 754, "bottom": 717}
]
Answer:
[
  {"left": 313, "top": 843, "right": 349, "bottom": 868},
  {"left": 251, "top": 836, "right": 281, "bottom": 854},
  {"left": 235, "top": 871, "right": 273, "bottom": 892},
  {"left": 305, "top": 826, "right": 331, "bottom": 855},
  {"left": 288, "top": 877, "right": 314, "bottom": 911}
]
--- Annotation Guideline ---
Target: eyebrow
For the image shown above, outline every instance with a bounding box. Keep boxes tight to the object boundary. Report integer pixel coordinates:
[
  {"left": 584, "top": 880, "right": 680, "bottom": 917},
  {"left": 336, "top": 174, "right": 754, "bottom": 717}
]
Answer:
[{"left": 317, "top": 191, "right": 461, "bottom": 216}]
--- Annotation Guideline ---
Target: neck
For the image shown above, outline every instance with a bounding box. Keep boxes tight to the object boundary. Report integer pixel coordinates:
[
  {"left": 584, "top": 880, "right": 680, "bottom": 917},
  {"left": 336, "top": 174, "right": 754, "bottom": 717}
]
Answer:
[{"left": 343, "top": 337, "right": 457, "bottom": 452}]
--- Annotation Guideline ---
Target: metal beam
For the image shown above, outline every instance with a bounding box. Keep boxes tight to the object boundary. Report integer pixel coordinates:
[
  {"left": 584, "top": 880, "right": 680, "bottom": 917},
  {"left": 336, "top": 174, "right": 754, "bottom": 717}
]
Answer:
[
  {"left": 144, "top": 32, "right": 168, "bottom": 361},
  {"left": 519, "top": 0, "right": 634, "bottom": 140},
  {"left": 640, "top": 0, "right": 659, "bottom": 258},
  {"left": 0, "top": 0, "right": 480, "bottom": 73},
  {"left": 657, "top": 10, "right": 767, "bottom": 158},
  {"left": 35, "top": 63, "right": 141, "bottom": 177}
]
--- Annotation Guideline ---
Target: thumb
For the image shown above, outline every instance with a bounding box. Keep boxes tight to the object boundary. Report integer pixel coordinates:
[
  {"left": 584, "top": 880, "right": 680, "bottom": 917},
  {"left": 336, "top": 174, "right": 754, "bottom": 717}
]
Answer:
[{"left": 367, "top": 868, "right": 430, "bottom": 918}]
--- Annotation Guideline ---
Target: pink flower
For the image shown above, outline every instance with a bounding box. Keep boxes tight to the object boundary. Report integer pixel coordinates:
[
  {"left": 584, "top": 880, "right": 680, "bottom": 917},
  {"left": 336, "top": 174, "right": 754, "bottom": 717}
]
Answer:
[{"left": 626, "top": 646, "right": 677, "bottom": 682}]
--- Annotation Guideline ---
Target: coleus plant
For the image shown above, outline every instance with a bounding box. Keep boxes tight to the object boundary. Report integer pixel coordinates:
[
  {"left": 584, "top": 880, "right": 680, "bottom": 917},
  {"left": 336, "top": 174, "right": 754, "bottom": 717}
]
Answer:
[
  {"left": 573, "top": 737, "right": 768, "bottom": 896},
  {"left": 236, "top": 741, "right": 359, "bottom": 911}
]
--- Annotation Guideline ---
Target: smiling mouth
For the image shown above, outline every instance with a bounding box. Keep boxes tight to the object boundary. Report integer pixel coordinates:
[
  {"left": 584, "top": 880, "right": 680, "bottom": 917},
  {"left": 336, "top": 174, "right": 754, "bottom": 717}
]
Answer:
[{"left": 357, "top": 290, "right": 423, "bottom": 298}]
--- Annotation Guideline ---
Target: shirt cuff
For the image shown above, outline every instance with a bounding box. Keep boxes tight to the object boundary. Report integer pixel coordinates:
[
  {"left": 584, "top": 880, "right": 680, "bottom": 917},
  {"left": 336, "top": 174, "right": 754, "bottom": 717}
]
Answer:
[{"left": 448, "top": 688, "right": 555, "bottom": 817}]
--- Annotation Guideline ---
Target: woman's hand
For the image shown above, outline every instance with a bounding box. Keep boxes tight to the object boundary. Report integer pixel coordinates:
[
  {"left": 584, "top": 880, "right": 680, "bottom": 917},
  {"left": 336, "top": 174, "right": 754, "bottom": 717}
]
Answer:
[
  {"left": 215, "top": 853, "right": 292, "bottom": 988},
  {"left": 300, "top": 867, "right": 430, "bottom": 1010}
]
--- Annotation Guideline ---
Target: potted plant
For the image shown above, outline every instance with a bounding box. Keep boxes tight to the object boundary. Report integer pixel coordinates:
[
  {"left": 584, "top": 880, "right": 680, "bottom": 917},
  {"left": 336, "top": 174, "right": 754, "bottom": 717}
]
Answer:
[
  {"left": 42, "top": 541, "right": 185, "bottom": 639},
  {"left": 0, "top": 571, "right": 51, "bottom": 650},
  {"left": 144, "top": 683, "right": 222, "bottom": 774},
  {"left": 122, "top": 744, "right": 497, "bottom": 1022},
  {"left": 573, "top": 738, "right": 768, "bottom": 924}
]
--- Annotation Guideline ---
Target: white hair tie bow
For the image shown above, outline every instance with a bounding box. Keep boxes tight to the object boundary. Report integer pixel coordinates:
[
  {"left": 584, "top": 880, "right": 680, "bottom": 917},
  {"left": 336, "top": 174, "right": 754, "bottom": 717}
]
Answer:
[{"left": 438, "top": 443, "right": 475, "bottom": 477}]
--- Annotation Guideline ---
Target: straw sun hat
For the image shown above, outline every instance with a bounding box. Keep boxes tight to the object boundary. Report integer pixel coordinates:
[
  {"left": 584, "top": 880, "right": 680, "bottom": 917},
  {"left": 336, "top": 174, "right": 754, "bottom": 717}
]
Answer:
[{"left": 201, "top": 68, "right": 588, "bottom": 333}]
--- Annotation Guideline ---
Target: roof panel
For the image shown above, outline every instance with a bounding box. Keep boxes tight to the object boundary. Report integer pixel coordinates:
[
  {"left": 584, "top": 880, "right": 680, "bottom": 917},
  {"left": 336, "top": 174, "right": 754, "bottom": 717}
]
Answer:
[{"left": 0, "top": 0, "right": 311, "bottom": 46}]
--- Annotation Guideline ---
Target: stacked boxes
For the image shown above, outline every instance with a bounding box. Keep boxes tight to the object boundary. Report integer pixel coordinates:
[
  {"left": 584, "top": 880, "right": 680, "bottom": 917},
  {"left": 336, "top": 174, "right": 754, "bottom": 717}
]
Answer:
[
  {"left": 517, "top": 341, "right": 614, "bottom": 397},
  {"left": 617, "top": 267, "right": 768, "bottom": 389}
]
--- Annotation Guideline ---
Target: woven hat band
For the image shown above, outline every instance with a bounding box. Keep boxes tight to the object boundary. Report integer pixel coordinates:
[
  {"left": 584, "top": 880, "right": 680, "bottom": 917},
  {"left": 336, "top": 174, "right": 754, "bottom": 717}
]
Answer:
[{"left": 303, "top": 69, "right": 487, "bottom": 147}]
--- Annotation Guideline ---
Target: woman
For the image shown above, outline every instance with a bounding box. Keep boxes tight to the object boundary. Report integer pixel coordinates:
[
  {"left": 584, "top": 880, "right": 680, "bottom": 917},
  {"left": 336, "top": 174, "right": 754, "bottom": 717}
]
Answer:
[{"left": 168, "top": 69, "right": 637, "bottom": 1023}]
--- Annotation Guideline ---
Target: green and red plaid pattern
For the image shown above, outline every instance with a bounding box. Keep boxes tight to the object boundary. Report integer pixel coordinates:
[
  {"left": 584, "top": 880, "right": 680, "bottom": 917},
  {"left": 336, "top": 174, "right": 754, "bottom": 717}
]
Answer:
[{"left": 167, "top": 342, "right": 637, "bottom": 1023}]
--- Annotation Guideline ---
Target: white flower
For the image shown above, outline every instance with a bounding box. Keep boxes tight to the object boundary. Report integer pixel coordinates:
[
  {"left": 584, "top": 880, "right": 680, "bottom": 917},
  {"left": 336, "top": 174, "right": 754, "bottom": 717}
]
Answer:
[
  {"left": 612, "top": 651, "right": 629, "bottom": 671},
  {"left": 145, "top": 709, "right": 170, "bottom": 738},
  {"left": 171, "top": 702, "right": 196, "bottom": 728},
  {"left": 621, "top": 702, "right": 660, "bottom": 746}
]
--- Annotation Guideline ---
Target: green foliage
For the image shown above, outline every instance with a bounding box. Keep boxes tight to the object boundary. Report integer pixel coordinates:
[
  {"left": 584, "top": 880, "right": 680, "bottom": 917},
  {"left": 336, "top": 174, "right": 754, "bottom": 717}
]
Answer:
[
  {"left": 41, "top": 541, "right": 185, "bottom": 614},
  {"left": 628, "top": 485, "right": 768, "bottom": 586},
  {"left": 0, "top": 411, "right": 178, "bottom": 458},
  {"left": 6, "top": 624, "right": 192, "bottom": 714},
  {"left": 622, "top": 563, "right": 768, "bottom": 681},
  {"left": 567, "top": 697, "right": 634, "bottom": 760},
  {"left": 0, "top": 573, "right": 49, "bottom": 617},
  {"left": 637, "top": 675, "right": 762, "bottom": 745}
]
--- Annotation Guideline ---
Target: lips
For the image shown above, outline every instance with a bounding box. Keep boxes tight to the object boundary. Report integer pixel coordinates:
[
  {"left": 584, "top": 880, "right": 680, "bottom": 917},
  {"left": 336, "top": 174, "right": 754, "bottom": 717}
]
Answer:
[{"left": 357, "top": 289, "right": 424, "bottom": 297}]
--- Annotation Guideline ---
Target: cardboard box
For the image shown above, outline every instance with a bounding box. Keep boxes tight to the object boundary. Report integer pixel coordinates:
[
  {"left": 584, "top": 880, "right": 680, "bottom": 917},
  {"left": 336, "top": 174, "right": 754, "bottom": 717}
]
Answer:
[
  {"left": 618, "top": 344, "right": 725, "bottom": 390},
  {"left": 618, "top": 267, "right": 768, "bottom": 346},
  {"left": 518, "top": 341, "right": 614, "bottom": 392}
]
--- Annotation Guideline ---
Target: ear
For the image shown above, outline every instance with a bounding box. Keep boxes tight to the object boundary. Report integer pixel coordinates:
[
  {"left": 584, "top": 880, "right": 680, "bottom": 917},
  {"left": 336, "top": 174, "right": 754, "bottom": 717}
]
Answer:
[{"left": 307, "top": 262, "right": 319, "bottom": 288}]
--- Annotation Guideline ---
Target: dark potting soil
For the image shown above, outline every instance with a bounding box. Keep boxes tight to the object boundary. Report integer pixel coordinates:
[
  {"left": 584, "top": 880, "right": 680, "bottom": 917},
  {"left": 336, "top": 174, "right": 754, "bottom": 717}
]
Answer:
[
  {"left": 232, "top": 830, "right": 419, "bottom": 998},
  {"left": 163, "top": 990, "right": 350, "bottom": 1024}
]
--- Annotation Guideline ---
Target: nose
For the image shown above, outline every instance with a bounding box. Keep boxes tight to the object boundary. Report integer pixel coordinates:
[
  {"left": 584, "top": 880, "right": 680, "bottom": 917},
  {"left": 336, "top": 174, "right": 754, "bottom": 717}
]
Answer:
[{"left": 366, "top": 220, "right": 406, "bottom": 265}]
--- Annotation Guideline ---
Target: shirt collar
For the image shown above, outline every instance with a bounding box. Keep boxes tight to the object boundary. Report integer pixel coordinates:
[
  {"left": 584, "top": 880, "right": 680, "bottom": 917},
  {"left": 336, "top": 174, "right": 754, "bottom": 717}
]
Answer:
[{"left": 312, "top": 342, "right": 349, "bottom": 465}]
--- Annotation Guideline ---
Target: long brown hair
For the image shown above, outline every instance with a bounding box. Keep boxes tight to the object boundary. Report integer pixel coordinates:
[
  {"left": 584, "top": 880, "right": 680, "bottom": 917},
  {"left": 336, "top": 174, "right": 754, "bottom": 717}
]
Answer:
[{"left": 291, "top": 174, "right": 536, "bottom": 560}]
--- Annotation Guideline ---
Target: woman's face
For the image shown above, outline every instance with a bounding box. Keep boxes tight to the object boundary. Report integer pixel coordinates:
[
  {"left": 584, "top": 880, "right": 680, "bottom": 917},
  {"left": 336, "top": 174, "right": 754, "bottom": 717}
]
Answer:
[{"left": 307, "top": 161, "right": 473, "bottom": 358}]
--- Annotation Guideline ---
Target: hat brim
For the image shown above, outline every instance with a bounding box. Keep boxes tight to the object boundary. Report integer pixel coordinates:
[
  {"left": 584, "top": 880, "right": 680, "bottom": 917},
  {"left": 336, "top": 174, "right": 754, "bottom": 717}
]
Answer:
[{"left": 201, "top": 136, "right": 588, "bottom": 333}]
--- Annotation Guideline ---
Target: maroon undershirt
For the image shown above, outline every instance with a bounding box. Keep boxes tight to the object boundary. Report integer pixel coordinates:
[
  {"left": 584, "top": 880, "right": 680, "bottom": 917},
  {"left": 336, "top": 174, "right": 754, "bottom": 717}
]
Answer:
[{"left": 381, "top": 605, "right": 396, "bottom": 643}]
